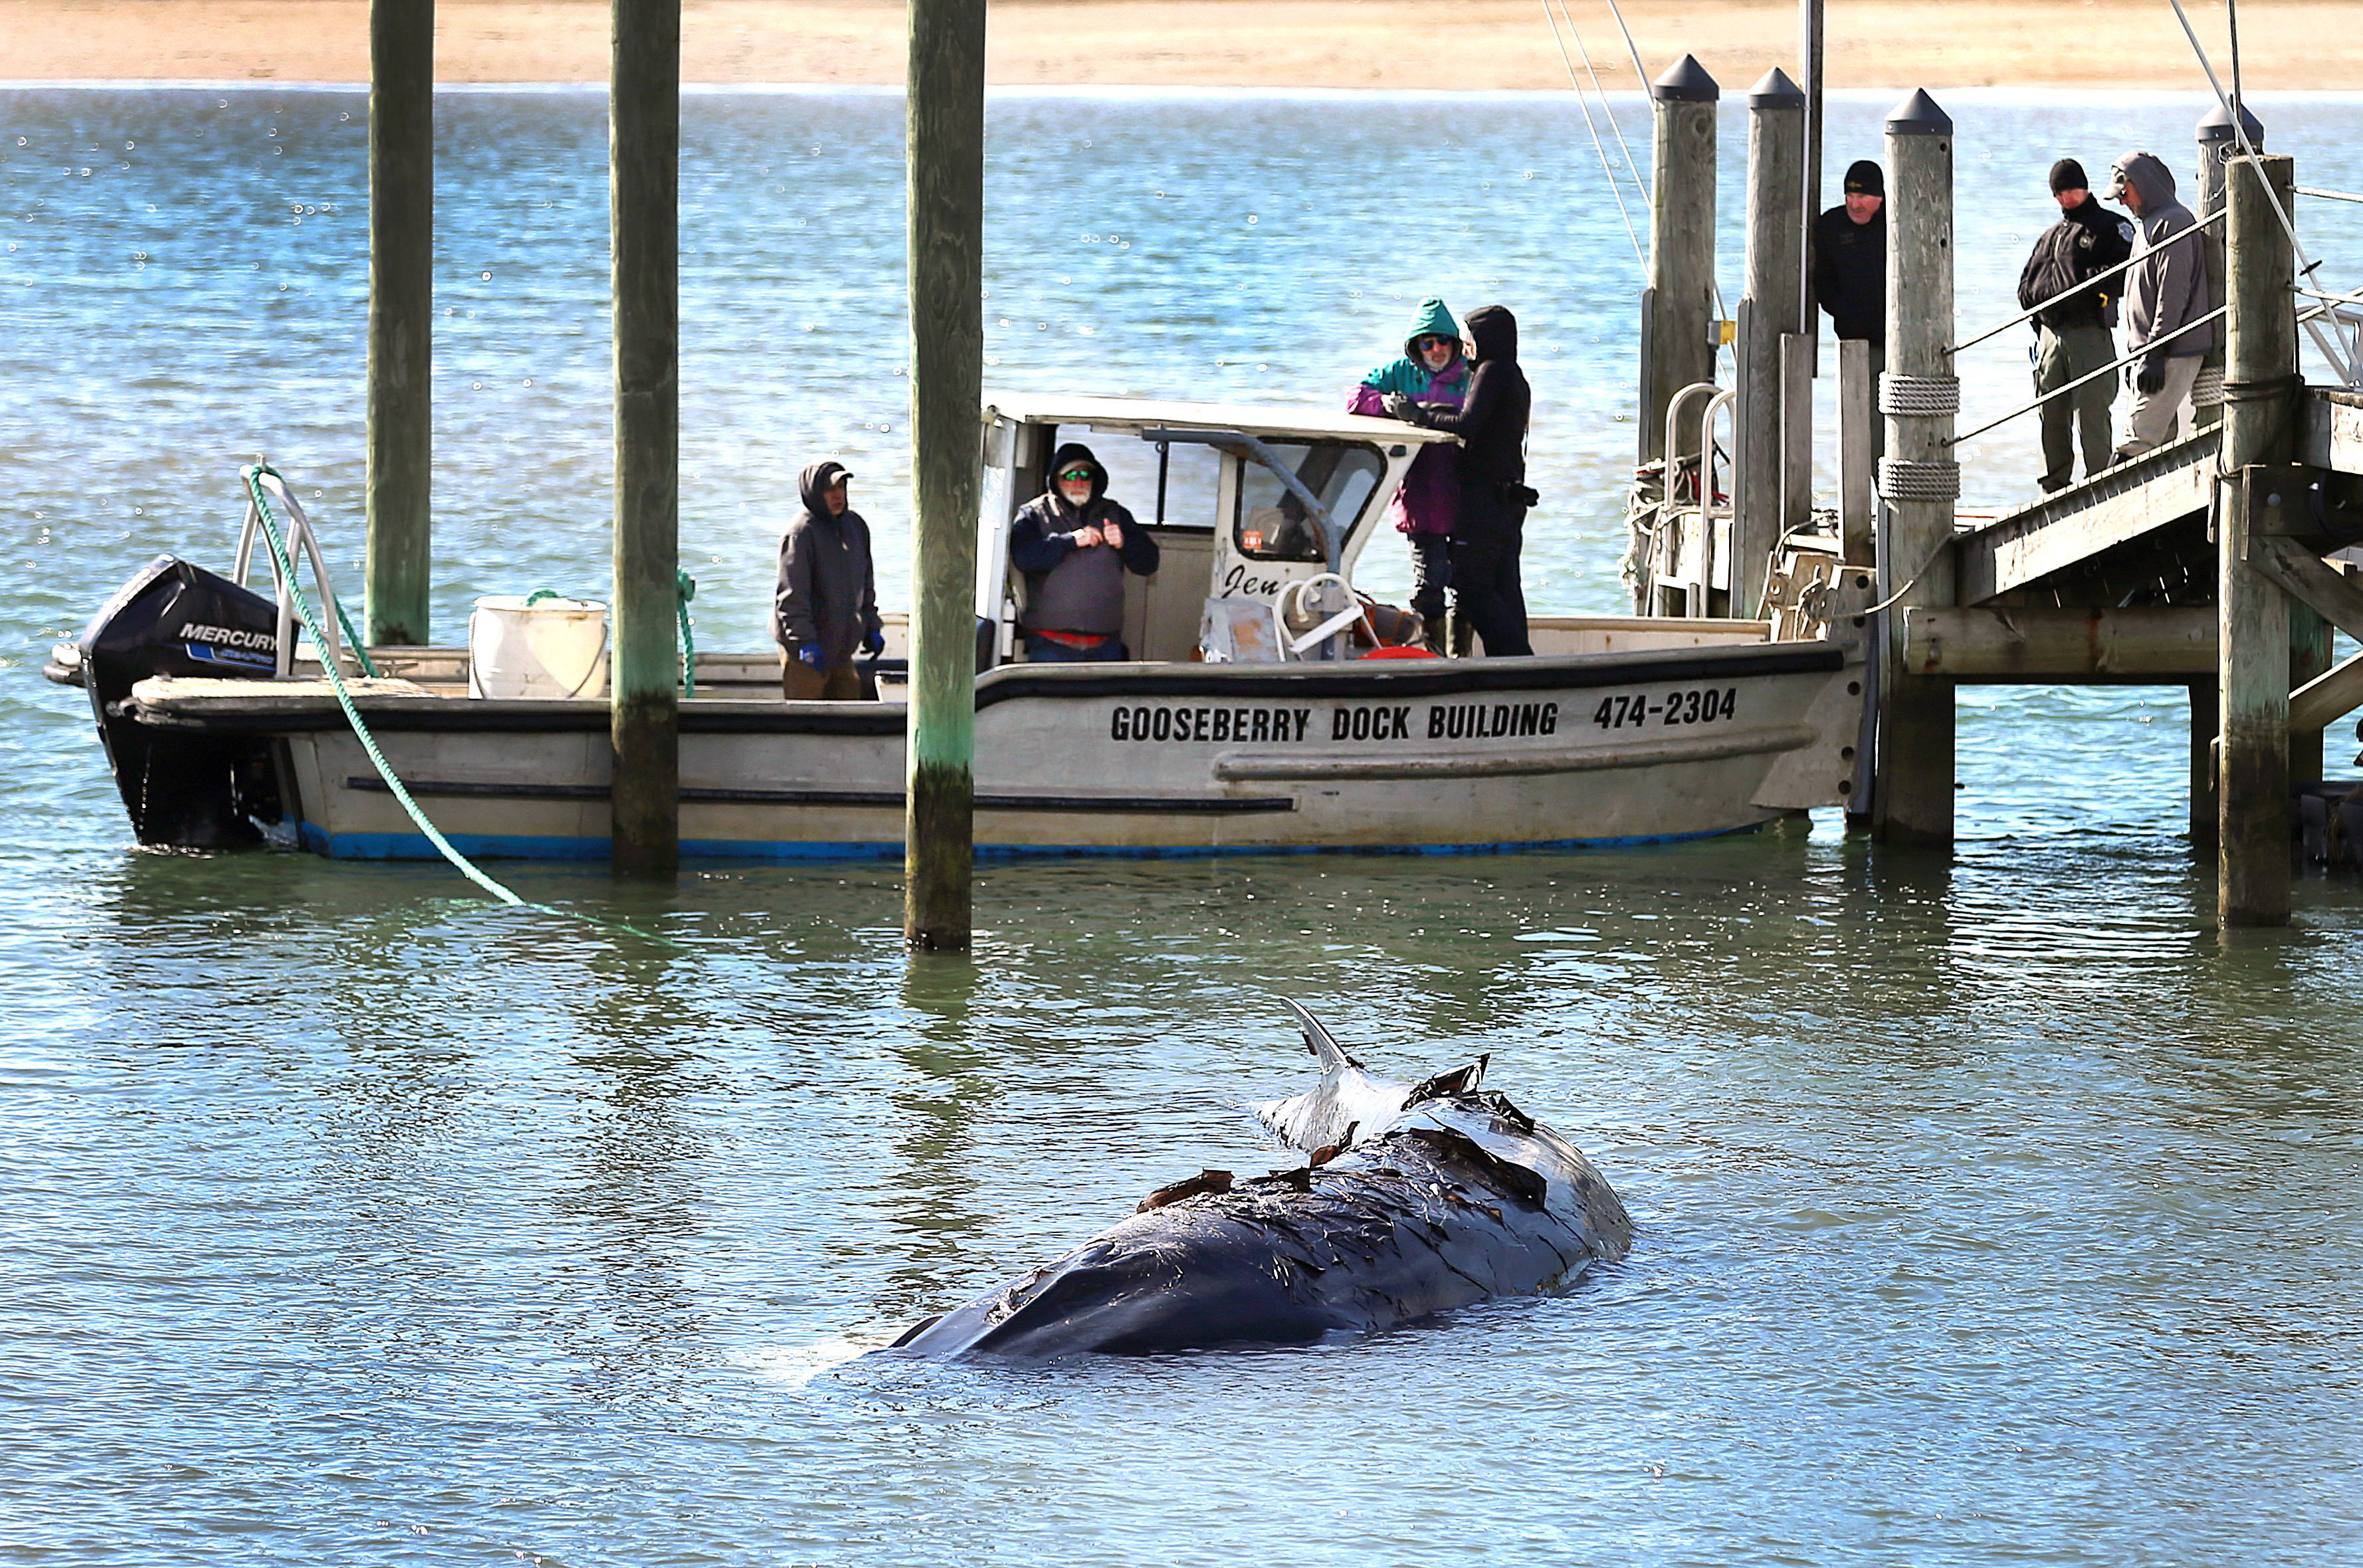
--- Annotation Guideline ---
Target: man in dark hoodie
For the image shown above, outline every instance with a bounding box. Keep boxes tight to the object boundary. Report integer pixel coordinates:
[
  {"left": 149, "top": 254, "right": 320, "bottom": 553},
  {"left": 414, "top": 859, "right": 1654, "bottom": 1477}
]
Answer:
[
  {"left": 2108, "top": 149, "right": 2218, "bottom": 460},
  {"left": 1386, "top": 304, "right": 1533, "bottom": 657},
  {"left": 773, "top": 458, "right": 883, "bottom": 699},
  {"left": 2017, "top": 157, "right": 2135, "bottom": 491},
  {"left": 1009, "top": 442, "right": 1160, "bottom": 662}
]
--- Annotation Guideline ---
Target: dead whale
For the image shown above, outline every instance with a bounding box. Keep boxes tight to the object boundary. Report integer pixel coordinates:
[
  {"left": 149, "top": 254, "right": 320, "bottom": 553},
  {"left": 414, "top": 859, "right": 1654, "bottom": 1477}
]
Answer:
[{"left": 881, "top": 1002, "right": 1632, "bottom": 1359}]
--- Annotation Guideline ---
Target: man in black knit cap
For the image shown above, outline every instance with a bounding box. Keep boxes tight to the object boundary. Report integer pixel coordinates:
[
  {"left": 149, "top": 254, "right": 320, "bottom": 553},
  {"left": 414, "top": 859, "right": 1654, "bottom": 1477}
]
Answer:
[
  {"left": 2017, "top": 157, "right": 2135, "bottom": 490},
  {"left": 1813, "top": 158, "right": 1887, "bottom": 458},
  {"left": 1813, "top": 159, "right": 1887, "bottom": 362}
]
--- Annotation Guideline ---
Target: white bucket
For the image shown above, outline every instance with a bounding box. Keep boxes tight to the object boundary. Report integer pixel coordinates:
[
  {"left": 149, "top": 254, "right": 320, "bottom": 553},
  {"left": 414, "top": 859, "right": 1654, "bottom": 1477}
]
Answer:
[{"left": 467, "top": 595, "right": 611, "bottom": 700}]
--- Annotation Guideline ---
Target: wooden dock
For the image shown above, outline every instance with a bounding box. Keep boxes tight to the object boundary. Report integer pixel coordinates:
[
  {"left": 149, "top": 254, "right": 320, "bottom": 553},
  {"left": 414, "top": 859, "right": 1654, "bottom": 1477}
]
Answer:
[{"left": 1629, "top": 67, "right": 2363, "bottom": 927}]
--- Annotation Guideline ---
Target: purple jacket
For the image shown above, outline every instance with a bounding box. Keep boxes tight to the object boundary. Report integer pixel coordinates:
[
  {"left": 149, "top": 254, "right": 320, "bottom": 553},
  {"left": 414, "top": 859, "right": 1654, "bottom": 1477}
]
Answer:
[{"left": 1350, "top": 369, "right": 1466, "bottom": 538}]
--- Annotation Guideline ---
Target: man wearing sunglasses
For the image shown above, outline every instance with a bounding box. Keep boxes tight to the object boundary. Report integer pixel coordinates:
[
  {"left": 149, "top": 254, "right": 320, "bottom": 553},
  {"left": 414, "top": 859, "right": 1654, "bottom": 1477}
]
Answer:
[
  {"left": 1008, "top": 442, "right": 1161, "bottom": 662},
  {"left": 1350, "top": 297, "right": 1471, "bottom": 650}
]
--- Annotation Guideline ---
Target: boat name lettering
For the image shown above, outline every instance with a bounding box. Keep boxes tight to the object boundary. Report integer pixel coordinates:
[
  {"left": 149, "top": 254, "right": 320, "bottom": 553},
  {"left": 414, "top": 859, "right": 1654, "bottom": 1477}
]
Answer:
[
  {"left": 1426, "top": 700, "right": 1559, "bottom": 741},
  {"left": 1591, "top": 687, "right": 1738, "bottom": 730},
  {"left": 1217, "top": 564, "right": 1287, "bottom": 599},
  {"left": 181, "top": 622, "right": 275, "bottom": 650},
  {"left": 1332, "top": 705, "right": 1412, "bottom": 741},
  {"left": 1110, "top": 705, "right": 1314, "bottom": 743}
]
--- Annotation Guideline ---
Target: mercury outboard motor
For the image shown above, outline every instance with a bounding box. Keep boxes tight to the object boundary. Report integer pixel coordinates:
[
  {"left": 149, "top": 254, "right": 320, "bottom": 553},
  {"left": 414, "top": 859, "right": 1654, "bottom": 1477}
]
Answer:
[{"left": 78, "top": 555, "right": 286, "bottom": 847}]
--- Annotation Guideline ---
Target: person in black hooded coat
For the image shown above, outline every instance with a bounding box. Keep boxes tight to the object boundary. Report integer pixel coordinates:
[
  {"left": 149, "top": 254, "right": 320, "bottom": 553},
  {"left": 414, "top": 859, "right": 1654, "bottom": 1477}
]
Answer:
[
  {"left": 1387, "top": 304, "right": 1533, "bottom": 656},
  {"left": 771, "top": 458, "right": 882, "bottom": 700}
]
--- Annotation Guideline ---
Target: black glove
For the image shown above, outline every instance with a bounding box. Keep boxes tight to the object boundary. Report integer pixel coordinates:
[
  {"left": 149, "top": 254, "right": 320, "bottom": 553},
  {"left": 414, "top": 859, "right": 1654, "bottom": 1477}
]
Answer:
[
  {"left": 863, "top": 627, "right": 885, "bottom": 657},
  {"left": 1380, "top": 391, "right": 1415, "bottom": 420},
  {"left": 2134, "top": 354, "right": 2166, "bottom": 396}
]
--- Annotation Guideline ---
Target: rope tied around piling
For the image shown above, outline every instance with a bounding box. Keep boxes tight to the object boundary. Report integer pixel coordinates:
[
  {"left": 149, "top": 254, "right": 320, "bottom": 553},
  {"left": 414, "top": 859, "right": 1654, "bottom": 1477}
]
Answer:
[
  {"left": 1877, "top": 458, "right": 1962, "bottom": 503},
  {"left": 2221, "top": 370, "right": 2305, "bottom": 405},
  {"left": 1878, "top": 373, "right": 1961, "bottom": 418}
]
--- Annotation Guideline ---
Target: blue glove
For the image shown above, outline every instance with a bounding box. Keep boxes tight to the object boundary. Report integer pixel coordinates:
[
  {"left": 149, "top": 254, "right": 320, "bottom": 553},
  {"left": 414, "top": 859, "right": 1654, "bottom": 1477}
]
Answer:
[
  {"left": 796, "top": 643, "right": 827, "bottom": 670},
  {"left": 863, "top": 628, "right": 885, "bottom": 656}
]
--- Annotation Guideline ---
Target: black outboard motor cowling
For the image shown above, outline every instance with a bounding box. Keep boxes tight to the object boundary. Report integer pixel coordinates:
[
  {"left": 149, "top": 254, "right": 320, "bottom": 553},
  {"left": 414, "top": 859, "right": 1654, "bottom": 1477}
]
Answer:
[{"left": 78, "top": 555, "right": 286, "bottom": 847}]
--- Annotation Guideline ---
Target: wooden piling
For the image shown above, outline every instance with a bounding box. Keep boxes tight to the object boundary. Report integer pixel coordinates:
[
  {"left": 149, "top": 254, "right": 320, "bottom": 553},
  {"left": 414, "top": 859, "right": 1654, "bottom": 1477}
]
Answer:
[
  {"left": 902, "top": 0, "right": 985, "bottom": 951},
  {"left": 1837, "top": 338, "right": 1875, "bottom": 566},
  {"left": 1801, "top": 0, "right": 1825, "bottom": 370},
  {"left": 1737, "top": 68, "right": 1805, "bottom": 620},
  {"left": 609, "top": 0, "right": 680, "bottom": 878},
  {"left": 364, "top": 0, "right": 433, "bottom": 647},
  {"left": 1870, "top": 90, "right": 1957, "bottom": 849},
  {"left": 1641, "top": 55, "right": 1717, "bottom": 468},
  {"left": 2217, "top": 151, "right": 2297, "bottom": 926},
  {"left": 2192, "top": 102, "right": 2261, "bottom": 433}
]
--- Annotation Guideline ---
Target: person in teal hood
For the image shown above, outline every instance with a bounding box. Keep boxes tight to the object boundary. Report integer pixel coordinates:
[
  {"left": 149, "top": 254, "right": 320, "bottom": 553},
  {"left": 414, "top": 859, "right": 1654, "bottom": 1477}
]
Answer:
[{"left": 1350, "top": 298, "right": 1470, "bottom": 645}]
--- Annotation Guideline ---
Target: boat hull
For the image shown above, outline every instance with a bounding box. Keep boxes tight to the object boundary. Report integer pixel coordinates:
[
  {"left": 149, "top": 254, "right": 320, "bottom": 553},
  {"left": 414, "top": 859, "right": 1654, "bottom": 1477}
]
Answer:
[{"left": 124, "top": 640, "right": 1865, "bottom": 860}]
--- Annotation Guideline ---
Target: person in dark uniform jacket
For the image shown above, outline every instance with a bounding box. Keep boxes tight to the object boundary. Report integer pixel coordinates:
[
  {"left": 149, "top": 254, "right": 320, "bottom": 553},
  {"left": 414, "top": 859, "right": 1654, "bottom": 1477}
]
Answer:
[
  {"left": 1813, "top": 159, "right": 1887, "bottom": 461},
  {"left": 2017, "top": 157, "right": 2135, "bottom": 491}
]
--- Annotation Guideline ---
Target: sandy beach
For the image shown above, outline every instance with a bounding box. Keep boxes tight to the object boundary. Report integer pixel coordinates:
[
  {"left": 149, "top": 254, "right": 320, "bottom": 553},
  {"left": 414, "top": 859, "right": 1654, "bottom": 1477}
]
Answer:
[{"left": 6, "top": 0, "right": 2360, "bottom": 90}]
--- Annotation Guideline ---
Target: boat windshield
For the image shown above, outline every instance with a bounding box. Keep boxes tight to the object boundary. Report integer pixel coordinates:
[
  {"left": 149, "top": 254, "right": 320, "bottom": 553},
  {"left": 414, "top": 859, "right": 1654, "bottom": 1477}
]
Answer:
[{"left": 1232, "top": 441, "right": 1386, "bottom": 562}]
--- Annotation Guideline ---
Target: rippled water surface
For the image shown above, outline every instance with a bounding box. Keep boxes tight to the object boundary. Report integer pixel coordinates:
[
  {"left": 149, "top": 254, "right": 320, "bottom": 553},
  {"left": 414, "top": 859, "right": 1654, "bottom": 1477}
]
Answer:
[{"left": 3, "top": 86, "right": 2362, "bottom": 1566}]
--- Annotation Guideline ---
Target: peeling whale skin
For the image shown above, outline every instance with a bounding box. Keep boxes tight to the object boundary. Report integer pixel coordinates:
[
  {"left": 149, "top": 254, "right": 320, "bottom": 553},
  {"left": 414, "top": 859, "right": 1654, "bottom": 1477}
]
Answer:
[{"left": 882, "top": 1004, "right": 1633, "bottom": 1360}]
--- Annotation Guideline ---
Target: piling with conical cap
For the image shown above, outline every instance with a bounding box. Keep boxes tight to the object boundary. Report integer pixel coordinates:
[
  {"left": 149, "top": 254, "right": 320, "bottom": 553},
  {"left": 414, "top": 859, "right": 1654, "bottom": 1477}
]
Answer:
[
  {"left": 1736, "top": 66, "right": 1805, "bottom": 618},
  {"left": 1641, "top": 54, "right": 1718, "bottom": 474},
  {"left": 2193, "top": 101, "right": 2263, "bottom": 432},
  {"left": 1870, "top": 88, "right": 1958, "bottom": 847}
]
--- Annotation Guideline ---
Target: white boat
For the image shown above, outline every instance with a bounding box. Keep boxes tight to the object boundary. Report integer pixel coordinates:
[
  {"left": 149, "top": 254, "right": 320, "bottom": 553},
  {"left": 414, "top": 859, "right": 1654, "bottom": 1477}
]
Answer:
[{"left": 52, "top": 395, "right": 1870, "bottom": 860}]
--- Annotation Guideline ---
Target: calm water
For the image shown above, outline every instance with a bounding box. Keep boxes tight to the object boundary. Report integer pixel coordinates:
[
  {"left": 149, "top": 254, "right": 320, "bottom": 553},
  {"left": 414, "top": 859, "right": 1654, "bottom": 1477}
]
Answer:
[{"left": 3, "top": 86, "right": 2362, "bottom": 1566}]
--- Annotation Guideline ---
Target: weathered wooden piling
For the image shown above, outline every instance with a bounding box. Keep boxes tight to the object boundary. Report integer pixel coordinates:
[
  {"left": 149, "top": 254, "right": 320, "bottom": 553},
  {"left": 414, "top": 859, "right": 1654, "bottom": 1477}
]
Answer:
[
  {"left": 364, "top": 0, "right": 433, "bottom": 647},
  {"left": 2192, "top": 102, "right": 2261, "bottom": 433},
  {"left": 902, "top": 0, "right": 986, "bottom": 951},
  {"left": 1736, "top": 68, "right": 1805, "bottom": 619},
  {"left": 1640, "top": 55, "right": 1717, "bottom": 469},
  {"left": 609, "top": 0, "right": 681, "bottom": 878},
  {"left": 2217, "top": 151, "right": 2297, "bottom": 926},
  {"left": 1870, "top": 90, "right": 1957, "bottom": 848}
]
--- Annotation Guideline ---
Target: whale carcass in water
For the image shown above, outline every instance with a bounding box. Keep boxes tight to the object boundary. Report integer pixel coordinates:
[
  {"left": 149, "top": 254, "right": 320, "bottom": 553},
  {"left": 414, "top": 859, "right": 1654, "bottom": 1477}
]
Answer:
[{"left": 880, "top": 1003, "right": 1633, "bottom": 1359}]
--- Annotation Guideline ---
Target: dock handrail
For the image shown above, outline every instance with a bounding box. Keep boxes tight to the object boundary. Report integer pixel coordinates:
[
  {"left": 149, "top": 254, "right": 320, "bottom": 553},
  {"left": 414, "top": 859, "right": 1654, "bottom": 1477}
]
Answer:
[
  {"left": 1948, "top": 209, "right": 2223, "bottom": 357},
  {"left": 1944, "top": 305, "right": 2228, "bottom": 448}
]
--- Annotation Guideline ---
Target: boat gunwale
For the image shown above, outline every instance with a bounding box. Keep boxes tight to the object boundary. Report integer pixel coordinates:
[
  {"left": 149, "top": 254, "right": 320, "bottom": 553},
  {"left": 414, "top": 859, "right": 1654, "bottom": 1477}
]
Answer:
[{"left": 126, "top": 640, "right": 1851, "bottom": 735}]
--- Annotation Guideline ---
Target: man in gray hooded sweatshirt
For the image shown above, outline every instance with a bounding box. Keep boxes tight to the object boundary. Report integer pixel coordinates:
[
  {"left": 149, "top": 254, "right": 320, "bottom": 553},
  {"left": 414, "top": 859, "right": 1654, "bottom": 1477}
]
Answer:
[{"left": 2109, "top": 150, "right": 2218, "bottom": 460}]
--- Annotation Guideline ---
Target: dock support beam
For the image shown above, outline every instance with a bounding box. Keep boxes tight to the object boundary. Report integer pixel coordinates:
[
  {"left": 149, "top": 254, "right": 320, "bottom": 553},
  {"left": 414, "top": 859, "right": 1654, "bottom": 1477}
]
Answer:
[
  {"left": 364, "top": 0, "right": 433, "bottom": 647},
  {"left": 1871, "top": 90, "right": 1957, "bottom": 848},
  {"left": 2217, "top": 151, "right": 2298, "bottom": 926},
  {"left": 609, "top": 0, "right": 680, "bottom": 878},
  {"left": 902, "top": 0, "right": 985, "bottom": 951},
  {"left": 1737, "top": 69, "right": 1805, "bottom": 620},
  {"left": 1640, "top": 55, "right": 1718, "bottom": 468}
]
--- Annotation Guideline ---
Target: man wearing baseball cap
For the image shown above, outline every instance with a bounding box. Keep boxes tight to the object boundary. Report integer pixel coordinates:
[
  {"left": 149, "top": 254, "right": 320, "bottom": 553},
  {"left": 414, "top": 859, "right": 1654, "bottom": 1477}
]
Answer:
[{"left": 2017, "top": 157, "right": 2135, "bottom": 491}]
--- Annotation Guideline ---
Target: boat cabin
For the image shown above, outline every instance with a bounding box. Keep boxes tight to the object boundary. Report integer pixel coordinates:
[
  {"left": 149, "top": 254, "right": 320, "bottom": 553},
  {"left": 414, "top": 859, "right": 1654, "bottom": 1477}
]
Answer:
[{"left": 974, "top": 395, "right": 1458, "bottom": 664}]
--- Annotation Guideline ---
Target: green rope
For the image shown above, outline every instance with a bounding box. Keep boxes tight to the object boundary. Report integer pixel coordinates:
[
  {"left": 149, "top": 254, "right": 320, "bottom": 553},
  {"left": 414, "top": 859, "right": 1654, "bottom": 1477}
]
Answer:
[
  {"left": 330, "top": 593, "right": 379, "bottom": 678},
  {"left": 241, "top": 465, "right": 677, "bottom": 948},
  {"left": 676, "top": 569, "right": 698, "bottom": 698}
]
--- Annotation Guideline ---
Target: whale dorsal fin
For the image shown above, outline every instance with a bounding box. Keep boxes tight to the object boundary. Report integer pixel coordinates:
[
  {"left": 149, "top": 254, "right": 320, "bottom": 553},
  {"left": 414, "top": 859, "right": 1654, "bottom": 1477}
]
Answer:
[{"left": 1281, "top": 999, "right": 1362, "bottom": 1072}]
